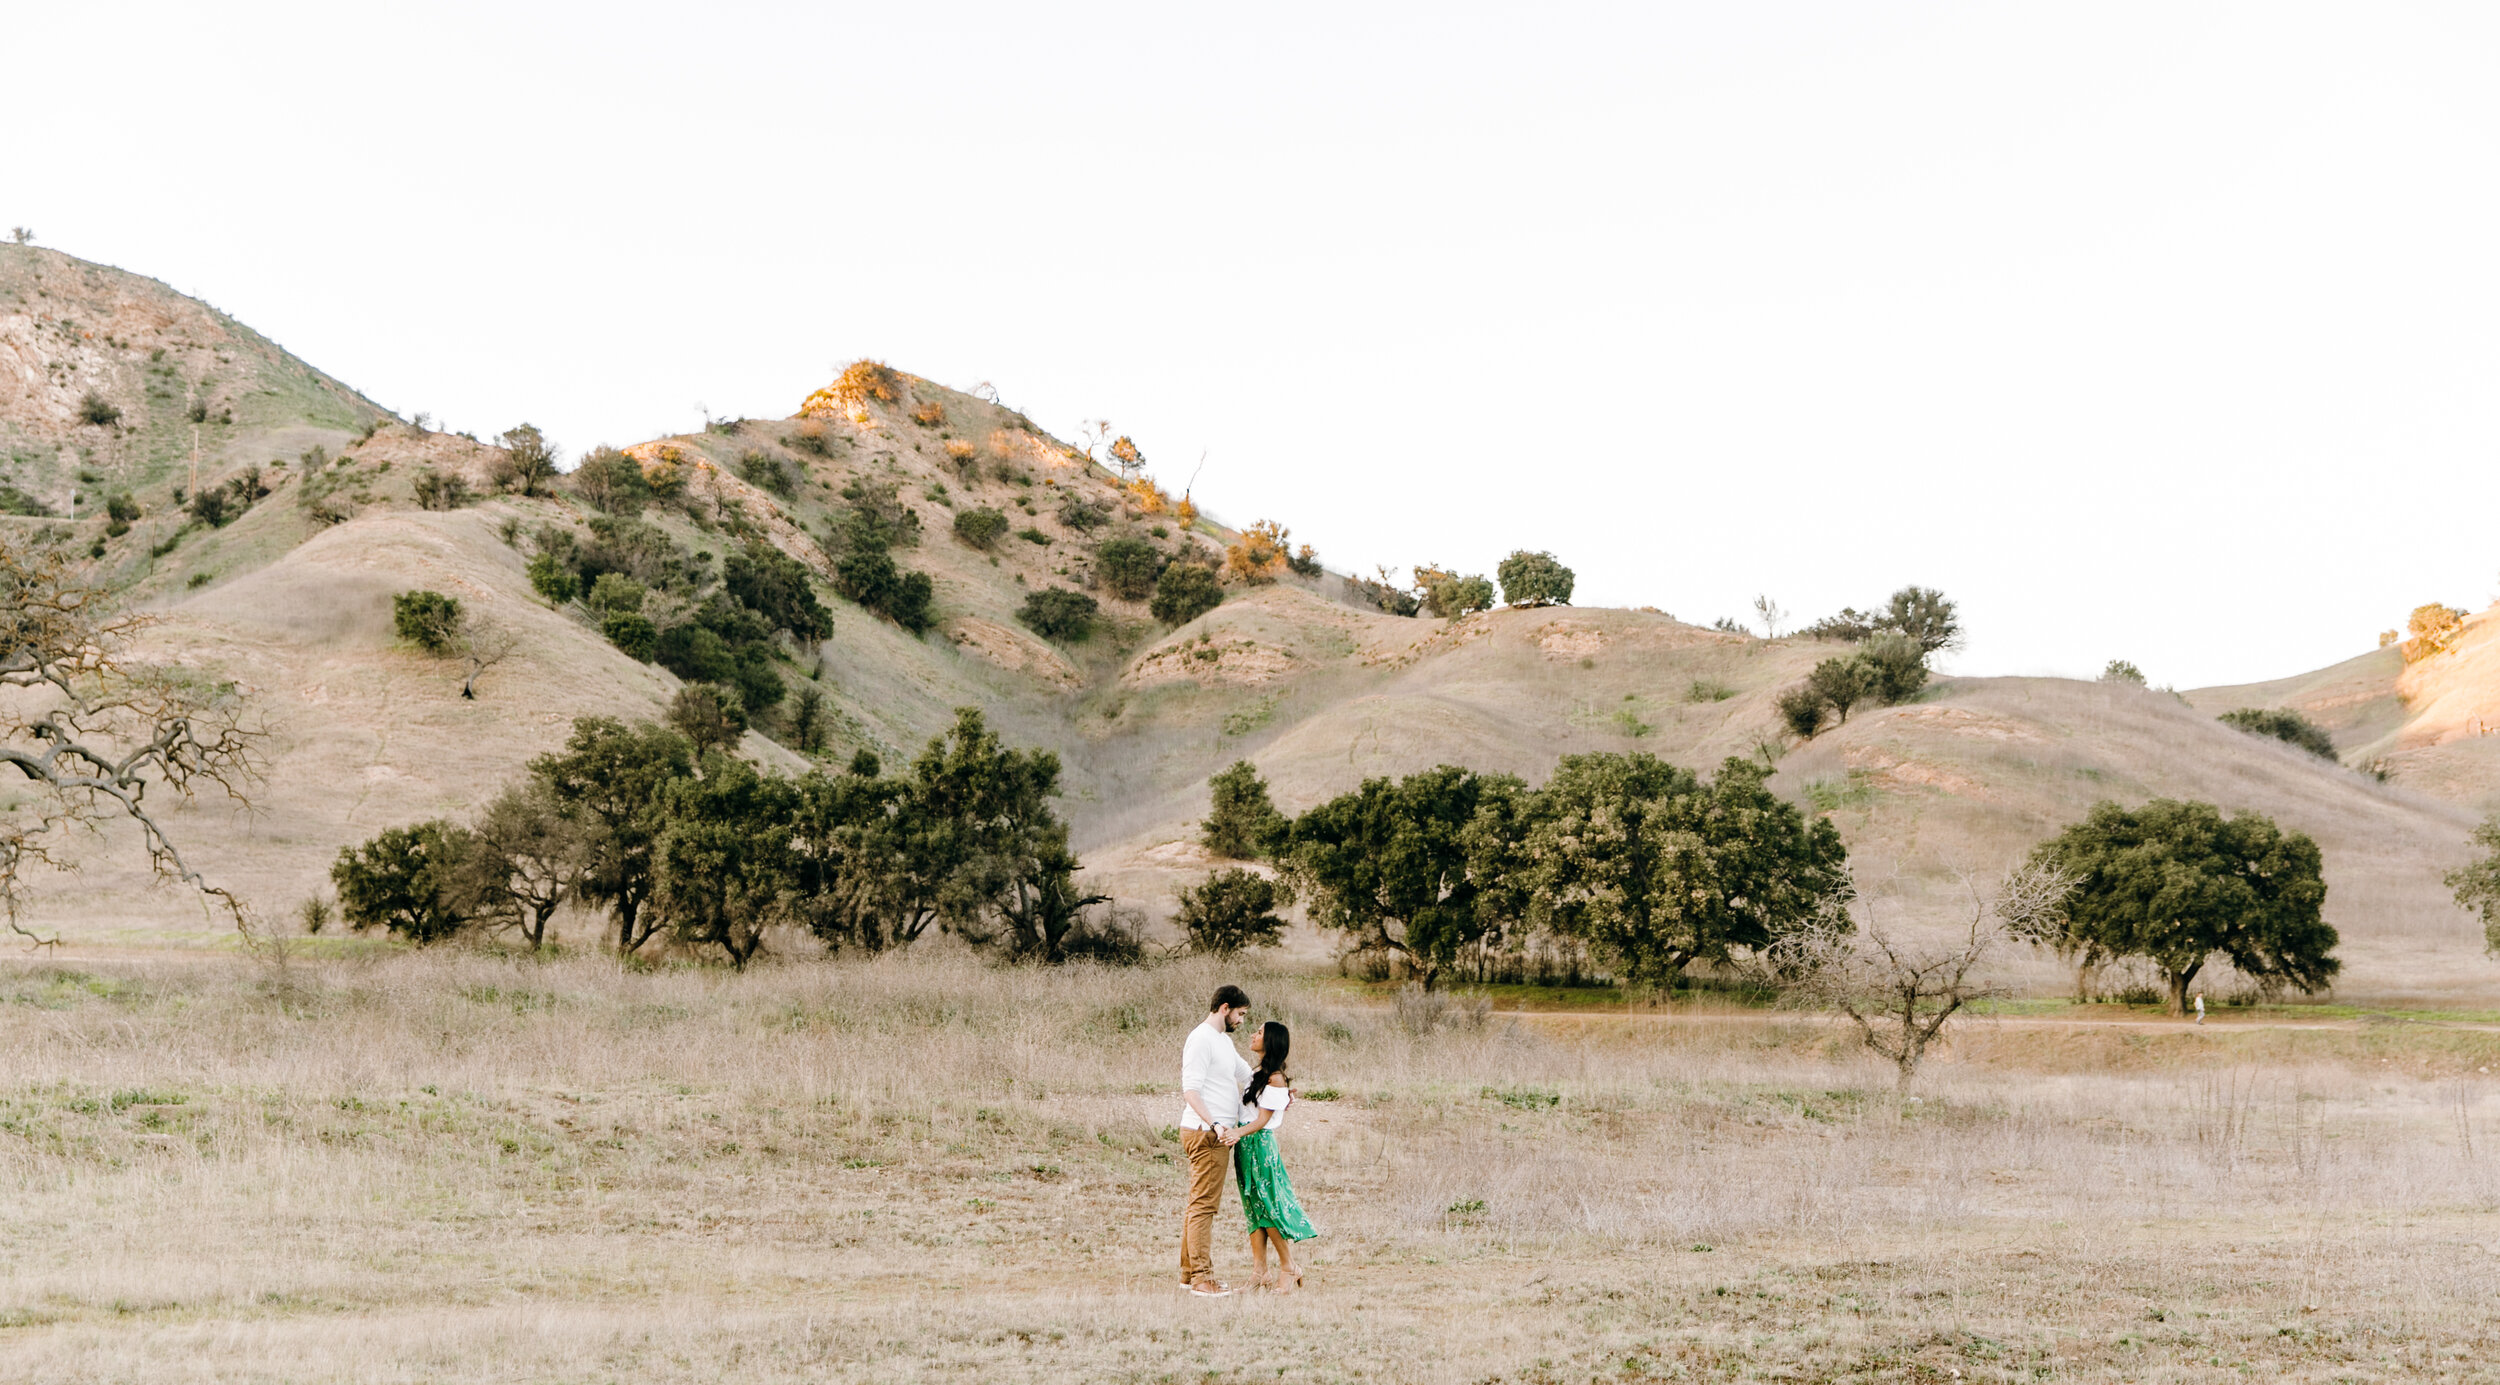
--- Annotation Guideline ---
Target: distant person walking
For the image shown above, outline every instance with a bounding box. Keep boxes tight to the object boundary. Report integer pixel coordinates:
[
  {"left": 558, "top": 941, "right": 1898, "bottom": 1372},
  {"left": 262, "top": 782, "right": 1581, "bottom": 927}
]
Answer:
[
  {"left": 2193, "top": 993, "right": 2205, "bottom": 1026},
  {"left": 1234, "top": 1020, "right": 1319, "bottom": 1291},
  {"left": 1178, "top": 984, "right": 1253, "bottom": 1297}
]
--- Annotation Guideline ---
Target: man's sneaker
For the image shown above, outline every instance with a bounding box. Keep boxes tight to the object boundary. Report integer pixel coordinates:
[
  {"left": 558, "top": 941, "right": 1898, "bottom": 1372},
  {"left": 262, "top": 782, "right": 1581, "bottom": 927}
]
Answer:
[{"left": 1187, "top": 1280, "right": 1234, "bottom": 1297}]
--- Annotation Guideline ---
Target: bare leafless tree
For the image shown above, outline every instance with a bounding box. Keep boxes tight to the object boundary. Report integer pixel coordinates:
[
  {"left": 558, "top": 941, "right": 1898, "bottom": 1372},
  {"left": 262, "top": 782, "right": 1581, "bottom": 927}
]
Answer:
[
  {"left": 1, "top": 537, "right": 260, "bottom": 941},
  {"left": 460, "top": 627, "right": 520, "bottom": 700},
  {"left": 1781, "top": 864, "right": 2072, "bottom": 1093},
  {"left": 1753, "top": 594, "right": 1787, "bottom": 639}
]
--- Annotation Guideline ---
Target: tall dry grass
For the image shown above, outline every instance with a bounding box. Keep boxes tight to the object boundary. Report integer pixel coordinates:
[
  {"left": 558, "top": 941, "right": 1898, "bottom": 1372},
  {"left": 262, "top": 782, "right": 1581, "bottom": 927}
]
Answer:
[{"left": 6, "top": 949, "right": 2500, "bottom": 1380}]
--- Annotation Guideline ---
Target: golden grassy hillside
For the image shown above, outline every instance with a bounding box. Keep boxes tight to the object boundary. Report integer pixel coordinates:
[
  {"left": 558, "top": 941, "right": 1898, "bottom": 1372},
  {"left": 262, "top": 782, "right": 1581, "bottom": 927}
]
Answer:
[{"left": 2191, "top": 607, "right": 2500, "bottom": 814}]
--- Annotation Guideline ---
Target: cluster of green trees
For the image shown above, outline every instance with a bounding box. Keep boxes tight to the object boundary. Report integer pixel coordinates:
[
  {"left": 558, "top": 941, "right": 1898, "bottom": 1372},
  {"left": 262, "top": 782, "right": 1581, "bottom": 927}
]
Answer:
[
  {"left": 1338, "top": 553, "right": 1561, "bottom": 619},
  {"left": 1198, "top": 756, "right": 2342, "bottom": 1020},
  {"left": 331, "top": 707, "right": 1134, "bottom": 967},
  {"left": 1800, "top": 585, "right": 1960, "bottom": 650},
  {"left": 825, "top": 479, "right": 933, "bottom": 633},
  {"left": 1197, "top": 753, "right": 1849, "bottom": 990},
  {"left": 528, "top": 516, "right": 827, "bottom": 719},
  {"left": 1776, "top": 635, "right": 1930, "bottom": 737},
  {"left": 1775, "top": 586, "right": 1960, "bottom": 738}
]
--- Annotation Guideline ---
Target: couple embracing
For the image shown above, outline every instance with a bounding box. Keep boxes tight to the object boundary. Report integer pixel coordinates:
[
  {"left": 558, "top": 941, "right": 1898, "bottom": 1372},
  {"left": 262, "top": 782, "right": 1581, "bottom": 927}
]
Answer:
[{"left": 1178, "top": 984, "right": 1318, "bottom": 1297}]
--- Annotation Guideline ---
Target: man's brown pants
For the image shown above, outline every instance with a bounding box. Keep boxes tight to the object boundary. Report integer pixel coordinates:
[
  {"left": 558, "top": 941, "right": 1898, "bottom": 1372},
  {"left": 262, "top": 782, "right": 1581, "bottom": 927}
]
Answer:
[{"left": 1178, "top": 1130, "right": 1230, "bottom": 1285}]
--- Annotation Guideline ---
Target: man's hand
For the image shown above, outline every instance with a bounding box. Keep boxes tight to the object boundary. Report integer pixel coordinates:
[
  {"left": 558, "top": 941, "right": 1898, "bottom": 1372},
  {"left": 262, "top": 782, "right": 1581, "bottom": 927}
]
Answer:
[{"left": 1217, "top": 1125, "right": 1239, "bottom": 1146}]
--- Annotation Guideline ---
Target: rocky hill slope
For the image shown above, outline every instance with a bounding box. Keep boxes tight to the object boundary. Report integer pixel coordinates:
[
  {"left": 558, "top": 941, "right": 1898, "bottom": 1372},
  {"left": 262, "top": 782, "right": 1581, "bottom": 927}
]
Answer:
[{"left": 7, "top": 245, "right": 2492, "bottom": 1005}]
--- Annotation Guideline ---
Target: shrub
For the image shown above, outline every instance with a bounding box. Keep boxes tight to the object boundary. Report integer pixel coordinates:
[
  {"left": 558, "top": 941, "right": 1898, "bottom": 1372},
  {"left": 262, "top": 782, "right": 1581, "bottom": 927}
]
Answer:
[
  {"left": 78, "top": 392, "right": 121, "bottom": 427},
  {"left": 834, "top": 549, "right": 934, "bottom": 633},
  {"left": 1775, "top": 686, "right": 1827, "bottom": 739},
  {"left": 187, "top": 487, "right": 232, "bottom": 527},
  {"left": 393, "top": 590, "right": 465, "bottom": 653},
  {"left": 1095, "top": 537, "right": 1165, "bottom": 600},
  {"left": 2219, "top": 707, "right": 2338, "bottom": 761},
  {"left": 1855, "top": 632, "right": 1928, "bottom": 704},
  {"left": 1345, "top": 573, "right": 1419, "bottom": 616},
  {"left": 790, "top": 420, "right": 833, "bottom": 457},
  {"left": 831, "top": 478, "right": 922, "bottom": 552},
  {"left": 1287, "top": 544, "right": 1322, "bottom": 578},
  {"left": 1016, "top": 526, "right": 1049, "bottom": 545},
  {"left": 654, "top": 622, "right": 734, "bottom": 686},
  {"left": 1226, "top": 520, "right": 1291, "bottom": 584},
  {"left": 1057, "top": 495, "right": 1111, "bottom": 532},
  {"left": 1496, "top": 550, "right": 1574, "bottom": 607},
  {"left": 1804, "top": 587, "right": 1961, "bottom": 652},
  {"left": 942, "top": 438, "right": 979, "bottom": 478},
  {"left": 105, "top": 493, "right": 141, "bottom": 525},
  {"left": 1420, "top": 570, "right": 1495, "bottom": 618},
  {"left": 2403, "top": 604, "right": 2468, "bottom": 662},
  {"left": 1019, "top": 587, "right": 1099, "bottom": 642},
  {"left": 1151, "top": 562, "right": 1223, "bottom": 627},
  {"left": 1177, "top": 868, "right": 1288, "bottom": 956},
  {"left": 1881, "top": 586, "right": 1959, "bottom": 654},
  {"left": 789, "top": 686, "right": 828, "bottom": 754},
  {"left": 1806, "top": 658, "right": 1875, "bottom": 723},
  {"left": 1107, "top": 434, "right": 1146, "bottom": 477},
  {"left": 908, "top": 399, "right": 945, "bottom": 427},
  {"left": 803, "top": 359, "right": 901, "bottom": 416},
  {"left": 527, "top": 551, "right": 578, "bottom": 605},
  {"left": 1686, "top": 679, "right": 1735, "bottom": 703},
  {"left": 735, "top": 449, "right": 796, "bottom": 498},
  {"left": 953, "top": 507, "right": 1010, "bottom": 550},
  {"left": 601, "top": 610, "right": 658, "bottom": 661},
  {"left": 1203, "top": 760, "right": 1286, "bottom": 859},
  {"left": 569, "top": 447, "right": 651, "bottom": 514},
  {"left": 724, "top": 542, "right": 832, "bottom": 642},
  {"left": 412, "top": 470, "right": 473, "bottom": 511},
  {"left": 2100, "top": 659, "right": 2147, "bottom": 686},
  {"left": 586, "top": 573, "right": 648, "bottom": 619},
  {"left": 494, "top": 424, "right": 560, "bottom": 496},
  {"left": 667, "top": 683, "right": 749, "bottom": 757}
]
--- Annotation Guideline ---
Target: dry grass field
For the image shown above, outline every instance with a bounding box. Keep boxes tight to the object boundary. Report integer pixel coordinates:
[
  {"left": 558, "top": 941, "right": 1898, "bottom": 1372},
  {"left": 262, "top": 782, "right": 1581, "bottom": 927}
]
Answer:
[{"left": 8, "top": 947, "right": 2500, "bottom": 1383}]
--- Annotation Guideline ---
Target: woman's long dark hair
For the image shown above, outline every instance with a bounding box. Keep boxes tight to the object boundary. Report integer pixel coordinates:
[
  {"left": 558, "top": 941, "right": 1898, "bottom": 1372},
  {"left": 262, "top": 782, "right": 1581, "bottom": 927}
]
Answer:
[{"left": 1245, "top": 1021, "right": 1291, "bottom": 1106}]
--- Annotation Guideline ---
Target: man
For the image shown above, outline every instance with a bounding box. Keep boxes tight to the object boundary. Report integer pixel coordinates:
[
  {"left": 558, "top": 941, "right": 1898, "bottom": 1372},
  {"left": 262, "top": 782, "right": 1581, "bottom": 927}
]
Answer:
[{"left": 1178, "top": 983, "right": 1253, "bottom": 1296}]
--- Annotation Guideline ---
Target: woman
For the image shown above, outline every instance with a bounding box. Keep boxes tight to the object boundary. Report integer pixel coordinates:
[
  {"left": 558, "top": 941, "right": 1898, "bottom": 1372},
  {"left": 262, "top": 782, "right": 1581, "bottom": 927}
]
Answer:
[{"left": 1233, "top": 1020, "right": 1318, "bottom": 1290}]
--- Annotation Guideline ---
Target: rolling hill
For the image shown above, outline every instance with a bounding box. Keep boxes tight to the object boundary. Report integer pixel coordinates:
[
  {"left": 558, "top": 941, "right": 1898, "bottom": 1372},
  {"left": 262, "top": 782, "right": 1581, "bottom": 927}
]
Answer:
[{"left": 5, "top": 243, "right": 2493, "bottom": 1005}]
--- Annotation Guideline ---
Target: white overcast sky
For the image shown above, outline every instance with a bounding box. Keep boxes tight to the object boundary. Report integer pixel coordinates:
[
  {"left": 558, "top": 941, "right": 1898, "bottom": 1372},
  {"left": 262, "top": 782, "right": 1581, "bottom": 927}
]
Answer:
[{"left": 14, "top": 2, "right": 2499, "bottom": 688}]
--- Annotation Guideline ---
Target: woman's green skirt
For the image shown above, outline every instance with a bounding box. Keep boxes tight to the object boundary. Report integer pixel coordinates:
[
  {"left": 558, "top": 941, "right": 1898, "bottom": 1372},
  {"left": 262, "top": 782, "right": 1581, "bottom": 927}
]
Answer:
[{"left": 1234, "top": 1129, "right": 1317, "bottom": 1241}]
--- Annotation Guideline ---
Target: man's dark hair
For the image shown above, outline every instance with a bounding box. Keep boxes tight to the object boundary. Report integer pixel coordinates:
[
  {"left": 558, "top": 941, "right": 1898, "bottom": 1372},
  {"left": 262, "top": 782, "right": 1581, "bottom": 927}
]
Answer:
[{"left": 1210, "top": 984, "right": 1250, "bottom": 1012}]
